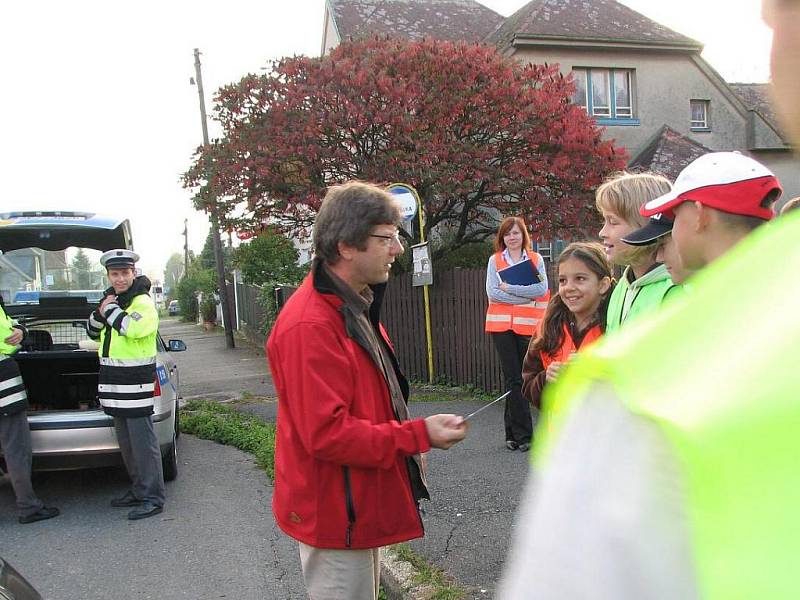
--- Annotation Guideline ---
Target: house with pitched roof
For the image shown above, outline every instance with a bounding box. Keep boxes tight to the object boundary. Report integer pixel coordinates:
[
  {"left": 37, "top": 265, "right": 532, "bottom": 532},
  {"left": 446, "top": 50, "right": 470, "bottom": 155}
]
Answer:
[{"left": 322, "top": 0, "right": 798, "bottom": 202}]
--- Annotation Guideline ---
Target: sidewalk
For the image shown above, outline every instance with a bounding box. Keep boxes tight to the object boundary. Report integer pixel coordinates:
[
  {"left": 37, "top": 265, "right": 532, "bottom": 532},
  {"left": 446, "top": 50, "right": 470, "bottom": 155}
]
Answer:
[{"left": 165, "top": 318, "right": 531, "bottom": 599}]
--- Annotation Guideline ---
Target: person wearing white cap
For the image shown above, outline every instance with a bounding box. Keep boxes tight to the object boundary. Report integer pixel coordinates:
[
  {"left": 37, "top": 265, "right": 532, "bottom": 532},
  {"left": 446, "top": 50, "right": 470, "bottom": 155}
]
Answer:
[
  {"left": 88, "top": 248, "right": 165, "bottom": 520},
  {"left": 639, "top": 152, "right": 781, "bottom": 275}
]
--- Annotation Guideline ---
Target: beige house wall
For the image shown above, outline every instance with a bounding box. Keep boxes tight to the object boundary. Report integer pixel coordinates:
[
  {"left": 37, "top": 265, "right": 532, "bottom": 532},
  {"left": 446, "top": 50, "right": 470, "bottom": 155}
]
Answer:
[
  {"left": 511, "top": 47, "right": 749, "bottom": 158},
  {"left": 753, "top": 152, "right": 800, "bottom": 204},
  {"left": 321, "top": 5, "right": 340, "bottom": 56}
]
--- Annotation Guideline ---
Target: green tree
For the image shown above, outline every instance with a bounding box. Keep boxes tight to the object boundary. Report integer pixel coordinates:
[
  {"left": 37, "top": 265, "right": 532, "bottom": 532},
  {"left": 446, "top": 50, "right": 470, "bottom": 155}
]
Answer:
[
  {"left": 71, "top": 249, "right": 93, "bottom": 289},
  {"left": 175, "top": 264, "right": 215, "bottom": 322},
  {"left": 234, "top": 230, "right": 304, "bottom": 286},
  {"left": 163, "top": 252, "right": 185, "bottom": 297},
  {"left": 200, "top": 230, "right": 234, "bottom": 275}
]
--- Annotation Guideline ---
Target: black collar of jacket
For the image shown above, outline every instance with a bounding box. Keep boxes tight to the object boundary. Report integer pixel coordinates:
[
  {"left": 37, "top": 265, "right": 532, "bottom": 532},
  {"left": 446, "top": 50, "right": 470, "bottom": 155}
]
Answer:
[
  {"left": 311, "top": 258, "right": 408, "bottom": 400},
  {"left": 106, "top": 275, "right": 152, "bottom": 310},
  {"left": 311, "top": 258, "right": 387, "bottom": 329}
]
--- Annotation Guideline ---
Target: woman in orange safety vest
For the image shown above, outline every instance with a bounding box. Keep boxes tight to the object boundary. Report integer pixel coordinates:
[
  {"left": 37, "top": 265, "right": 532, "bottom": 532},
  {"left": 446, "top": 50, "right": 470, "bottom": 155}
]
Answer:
[{"left": 485, "top": 216, "right": 550, "bottom": 452}]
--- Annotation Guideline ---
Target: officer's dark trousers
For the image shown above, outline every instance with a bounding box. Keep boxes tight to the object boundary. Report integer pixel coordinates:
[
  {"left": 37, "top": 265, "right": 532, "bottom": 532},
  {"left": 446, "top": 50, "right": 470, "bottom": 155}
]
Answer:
[
  {"left": 491, "top": 330, "right": 533, "bottom": 445},
  {"left": 114, "top": 415, "right": 165, "bottom": 507},
  {"left": 0, "top": 411, "right": 44, "bottom": 518}
]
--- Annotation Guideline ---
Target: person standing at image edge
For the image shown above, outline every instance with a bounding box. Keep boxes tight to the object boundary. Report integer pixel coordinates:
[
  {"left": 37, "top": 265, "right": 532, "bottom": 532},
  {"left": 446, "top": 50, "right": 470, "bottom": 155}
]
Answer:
[
  {"left": 87, "top": 249, "right": 165, "bottom": 521},
  {"left": 485, "top": 217, "right": 549, "bottom": 452},
  {"left": 0, "top": 290, "right": 60, "bottom": 524}
]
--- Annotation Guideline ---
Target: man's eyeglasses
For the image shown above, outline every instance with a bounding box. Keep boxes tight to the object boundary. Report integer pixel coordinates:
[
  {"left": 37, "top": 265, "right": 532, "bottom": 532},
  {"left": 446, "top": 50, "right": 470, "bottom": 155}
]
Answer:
[{"left": 369, "top": 231, "right": 404, "bottom": 247}]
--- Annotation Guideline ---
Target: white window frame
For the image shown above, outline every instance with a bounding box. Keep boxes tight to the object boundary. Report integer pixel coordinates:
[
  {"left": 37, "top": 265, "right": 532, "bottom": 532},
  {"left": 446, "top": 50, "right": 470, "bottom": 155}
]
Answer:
[
  {"left": 571, "top": 70, "right": 588, "bottom": 113},
  {"left": 690, "top": 99, "right": 710, "bottom": 129},
  {"left": 571, "top": 68, "right": 636, "bottom": 120}
]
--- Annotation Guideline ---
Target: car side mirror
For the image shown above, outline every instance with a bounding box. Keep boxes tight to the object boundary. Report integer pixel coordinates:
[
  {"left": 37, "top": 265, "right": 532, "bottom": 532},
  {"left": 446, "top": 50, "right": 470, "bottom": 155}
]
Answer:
[{"left": 168, "top": 339, "right": 187, "bottom": 352}]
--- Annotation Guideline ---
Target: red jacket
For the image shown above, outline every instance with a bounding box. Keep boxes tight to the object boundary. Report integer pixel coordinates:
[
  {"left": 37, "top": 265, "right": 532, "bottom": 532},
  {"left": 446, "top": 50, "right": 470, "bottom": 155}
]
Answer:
[{"left": 266, "top": 266, "right": 431, "bottom": 549}]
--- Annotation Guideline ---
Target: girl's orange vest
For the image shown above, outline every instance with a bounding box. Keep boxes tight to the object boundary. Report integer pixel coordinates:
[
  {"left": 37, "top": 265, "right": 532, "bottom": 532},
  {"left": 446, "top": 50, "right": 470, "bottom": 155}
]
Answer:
[
  {"left": 539, "top": 323, "right": 602, "bottom": 370},
  {"left": 485, "top": 251, "right": 551, "bottom": 337}
]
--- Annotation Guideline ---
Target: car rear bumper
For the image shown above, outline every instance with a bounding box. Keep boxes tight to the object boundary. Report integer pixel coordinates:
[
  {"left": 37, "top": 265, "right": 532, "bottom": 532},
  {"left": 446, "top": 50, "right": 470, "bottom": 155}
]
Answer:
[{"left": 0, "top": 408, "right": 175, "bottom": 470}]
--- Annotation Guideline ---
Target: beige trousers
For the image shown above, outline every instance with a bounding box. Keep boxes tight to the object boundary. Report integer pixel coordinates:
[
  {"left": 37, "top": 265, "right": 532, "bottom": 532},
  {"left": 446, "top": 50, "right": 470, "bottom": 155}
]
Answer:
[{"left": 298, "top": 542, "right": 381, "bottom": 600}]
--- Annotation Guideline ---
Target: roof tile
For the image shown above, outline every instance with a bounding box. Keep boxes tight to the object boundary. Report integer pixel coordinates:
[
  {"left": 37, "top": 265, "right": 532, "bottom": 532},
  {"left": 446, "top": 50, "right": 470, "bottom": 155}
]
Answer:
[
  {"left": 728, "top": 82, "right": 786, "bottom": 140},
  {"left": 488, "top": 0, "right": 701, "bottom": 52},
  {"left": 329, "top": 0, "right": 504, "bottom": 43},
  {"left": 628, "top": 125, "right": 712, "bottom": 181}
]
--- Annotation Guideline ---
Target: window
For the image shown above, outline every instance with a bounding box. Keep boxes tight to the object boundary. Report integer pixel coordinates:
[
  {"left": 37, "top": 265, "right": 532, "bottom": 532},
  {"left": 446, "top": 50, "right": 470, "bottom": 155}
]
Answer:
[
  {"left": 571, "top": 68, "right": 637, "bottom": 124},
  {"left": 690, "top": 99, "right": 710, "bottom": 130}
]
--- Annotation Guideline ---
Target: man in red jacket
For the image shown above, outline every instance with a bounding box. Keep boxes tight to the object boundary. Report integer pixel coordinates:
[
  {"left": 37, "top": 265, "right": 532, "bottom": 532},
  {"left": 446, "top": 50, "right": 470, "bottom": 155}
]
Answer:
[{"left": 267, "top": 181, "right": 468, "bottom": 600}]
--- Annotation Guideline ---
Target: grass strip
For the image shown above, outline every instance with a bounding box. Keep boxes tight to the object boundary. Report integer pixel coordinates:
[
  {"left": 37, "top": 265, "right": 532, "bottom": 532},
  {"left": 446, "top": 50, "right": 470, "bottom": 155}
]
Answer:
[
  {"left": 392, "top": 543, "right": 467, "bottom": 600},
  {"left": 180, "top": 399, "right": 276, "bottom": 480},
  {"left": 180, "top": 400, "right": 464, "bottom": 599}
]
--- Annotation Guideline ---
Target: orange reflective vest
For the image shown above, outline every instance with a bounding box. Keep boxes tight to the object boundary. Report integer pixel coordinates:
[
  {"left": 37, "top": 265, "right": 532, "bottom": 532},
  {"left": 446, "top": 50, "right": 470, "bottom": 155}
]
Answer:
[
  {"left": 539, "top": 323, "right": 602, "bottom": 370},
  {"left": 485, "top": 251, "right": 550, "bottom": 336}
]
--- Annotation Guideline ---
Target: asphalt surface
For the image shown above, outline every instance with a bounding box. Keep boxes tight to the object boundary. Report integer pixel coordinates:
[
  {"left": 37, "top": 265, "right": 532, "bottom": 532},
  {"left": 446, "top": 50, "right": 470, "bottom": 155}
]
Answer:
[
  {"left": 1, "top": 319, "right": 532, "bottom": 599},
  {"left": 0, "top": 319, "right": 304, "bottom": 600},
  {"left": 197, "top": 322, "right": 534, "bottom": 599}
]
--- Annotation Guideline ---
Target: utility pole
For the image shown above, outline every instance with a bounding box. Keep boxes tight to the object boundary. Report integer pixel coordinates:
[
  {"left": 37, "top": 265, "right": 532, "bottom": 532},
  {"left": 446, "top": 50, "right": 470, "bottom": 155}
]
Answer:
[
  {"left": 193, "top": 48, "right": 235, "bottom": 349},
  {"left": 183, "top": 219, "right": 189, "bottom": 277}
]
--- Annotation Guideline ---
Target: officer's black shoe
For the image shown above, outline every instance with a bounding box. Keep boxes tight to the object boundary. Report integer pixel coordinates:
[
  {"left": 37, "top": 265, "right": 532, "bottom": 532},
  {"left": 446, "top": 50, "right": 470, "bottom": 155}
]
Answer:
[
  {"left": 505, "top": 440, "right": 519, "bottom": 451},
  {"left": 127, "top": 503, "right": 163, "bottom": 521},
  {"left": 111, "top": 491, "right": 143, "bottom": 507},
  {"left": 19, "top": 506, "right": 60, "bottom": 524},
  {"left": 518, "top": 443, "right": 531, "bottom": 452}
]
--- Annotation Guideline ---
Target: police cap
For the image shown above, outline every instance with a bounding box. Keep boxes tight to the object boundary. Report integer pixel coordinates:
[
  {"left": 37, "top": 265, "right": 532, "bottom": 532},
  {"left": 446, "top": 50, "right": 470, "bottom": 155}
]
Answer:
[{"left": 100, "top": 249, "right": 140, "bottom": 270}]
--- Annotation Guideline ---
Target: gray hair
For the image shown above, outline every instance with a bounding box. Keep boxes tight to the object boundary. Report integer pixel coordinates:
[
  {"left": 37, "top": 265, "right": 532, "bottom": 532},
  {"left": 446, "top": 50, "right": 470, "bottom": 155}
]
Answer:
[{"left": 313, "top": 181, "right": 401, "bottom": 263}]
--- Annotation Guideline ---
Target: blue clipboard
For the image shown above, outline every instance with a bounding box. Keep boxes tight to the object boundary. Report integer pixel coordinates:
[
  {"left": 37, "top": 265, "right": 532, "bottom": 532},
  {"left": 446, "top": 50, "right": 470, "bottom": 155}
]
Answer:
[{"left": 498, "top": 260, "right": 542, "bottom": 286}]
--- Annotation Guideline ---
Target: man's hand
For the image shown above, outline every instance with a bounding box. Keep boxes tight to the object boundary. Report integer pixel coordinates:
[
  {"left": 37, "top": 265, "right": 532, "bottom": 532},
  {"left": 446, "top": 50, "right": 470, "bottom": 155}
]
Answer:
[
  {"left": 4, "top": 328, "right": 23, "bottom": 346},
  {"left": 424, "top": 414, "right": 469, "bottom": 449},
  {"left": 99, "top": 294, "right": 116, "bottom": 313}
]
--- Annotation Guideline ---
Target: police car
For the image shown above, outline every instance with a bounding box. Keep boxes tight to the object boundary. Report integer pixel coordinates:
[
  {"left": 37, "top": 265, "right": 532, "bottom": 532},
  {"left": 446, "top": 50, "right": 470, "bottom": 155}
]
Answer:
[{"left": 0, "top": 212, "right": 185, "bottom": 480}]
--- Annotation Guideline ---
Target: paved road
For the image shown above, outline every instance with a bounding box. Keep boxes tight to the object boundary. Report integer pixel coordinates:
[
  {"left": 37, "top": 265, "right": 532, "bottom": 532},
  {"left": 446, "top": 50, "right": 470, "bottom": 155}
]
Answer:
[
  {"left": 1, "top": 319, "right": 531, "bottom": 599},
  {"left": 0, "top": 319, "right": 304, "bottom": 600},
  {"left": 226, "top": 323, "right": 533, "bottom": 599}
]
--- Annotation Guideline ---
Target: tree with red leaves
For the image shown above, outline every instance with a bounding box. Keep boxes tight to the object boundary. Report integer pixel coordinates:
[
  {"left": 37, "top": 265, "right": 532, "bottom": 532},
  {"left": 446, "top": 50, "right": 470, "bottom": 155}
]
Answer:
[{"left": 183, "top": 37, "right": 626, "bottom": 258}]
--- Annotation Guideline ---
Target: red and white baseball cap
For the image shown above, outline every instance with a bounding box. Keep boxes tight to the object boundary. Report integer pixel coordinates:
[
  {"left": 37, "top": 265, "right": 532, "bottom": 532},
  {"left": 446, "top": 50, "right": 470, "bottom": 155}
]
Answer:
[{"left": 640, "top": 152, "right": 781, "bottom": 220}]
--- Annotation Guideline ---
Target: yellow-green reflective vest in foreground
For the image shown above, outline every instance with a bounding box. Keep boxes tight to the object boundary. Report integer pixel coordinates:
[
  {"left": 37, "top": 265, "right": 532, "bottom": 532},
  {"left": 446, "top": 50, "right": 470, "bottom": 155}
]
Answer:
[
  {"left": 536, "top": 211, "right": 800, "bottom": 599},
  {"left": 0, "top": 305, "right": 20, "bottom": 355}
]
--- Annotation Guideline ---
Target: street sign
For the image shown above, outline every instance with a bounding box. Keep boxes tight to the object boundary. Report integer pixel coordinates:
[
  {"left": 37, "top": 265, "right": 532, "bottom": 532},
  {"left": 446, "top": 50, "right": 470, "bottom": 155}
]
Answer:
[
  {"left": 387, "top": 184, "right": 418, "bottom": 222},
  {"left": 411, "top": 242, "right": 433, "bottom": 287}
]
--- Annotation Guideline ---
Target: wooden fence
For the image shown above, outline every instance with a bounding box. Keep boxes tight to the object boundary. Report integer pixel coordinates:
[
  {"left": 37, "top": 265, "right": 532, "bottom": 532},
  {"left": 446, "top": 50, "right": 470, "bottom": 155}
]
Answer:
[
  {"left": 382, "top": 269, "right": 504, "bottom": 392},
  {"left": 231, "top": 262, "right": 558, "bottom": 395}
]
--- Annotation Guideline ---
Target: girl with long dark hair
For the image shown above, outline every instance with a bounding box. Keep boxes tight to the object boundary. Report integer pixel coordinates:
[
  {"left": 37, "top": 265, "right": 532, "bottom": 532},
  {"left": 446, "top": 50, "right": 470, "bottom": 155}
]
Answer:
[{"left": 521, "top": 242, "right": 613, "bottom": 410}]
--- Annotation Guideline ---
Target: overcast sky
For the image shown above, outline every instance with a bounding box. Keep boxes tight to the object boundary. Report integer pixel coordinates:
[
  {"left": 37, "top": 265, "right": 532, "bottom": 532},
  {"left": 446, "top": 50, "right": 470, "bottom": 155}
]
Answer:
[{"left": 0, "top": 0, "right": 772, "bottom": 279}]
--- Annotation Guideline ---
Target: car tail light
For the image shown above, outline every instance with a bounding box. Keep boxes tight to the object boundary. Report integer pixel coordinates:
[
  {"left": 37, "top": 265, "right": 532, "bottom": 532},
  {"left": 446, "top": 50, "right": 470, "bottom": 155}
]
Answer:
[{"left": 153, "top": 376, "right": 162, "bottom": 398}]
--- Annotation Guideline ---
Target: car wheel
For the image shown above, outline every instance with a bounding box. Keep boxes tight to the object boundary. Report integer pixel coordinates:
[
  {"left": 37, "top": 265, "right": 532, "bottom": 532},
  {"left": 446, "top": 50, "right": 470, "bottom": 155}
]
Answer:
[{"left": 162, "top": 430, "right": 178, "bottom": 482}]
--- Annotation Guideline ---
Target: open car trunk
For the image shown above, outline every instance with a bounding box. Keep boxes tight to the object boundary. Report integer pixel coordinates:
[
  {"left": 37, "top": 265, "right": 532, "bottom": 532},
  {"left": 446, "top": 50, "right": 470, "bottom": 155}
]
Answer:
[
  {"left": 15, "top": 350, "right": 100, "bottom": 412},
  {"left": 7, "top": 302, "right": 103, "bottom": 412}
]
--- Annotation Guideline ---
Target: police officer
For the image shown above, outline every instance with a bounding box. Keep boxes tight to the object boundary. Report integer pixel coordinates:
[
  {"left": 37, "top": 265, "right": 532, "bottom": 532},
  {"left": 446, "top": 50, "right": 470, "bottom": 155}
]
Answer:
[
  {"left": 88, "top": 249, "right": 164, "bottom": 520},
  {"left": 0, "top": 292, "right": 59, "bottom": 524}
]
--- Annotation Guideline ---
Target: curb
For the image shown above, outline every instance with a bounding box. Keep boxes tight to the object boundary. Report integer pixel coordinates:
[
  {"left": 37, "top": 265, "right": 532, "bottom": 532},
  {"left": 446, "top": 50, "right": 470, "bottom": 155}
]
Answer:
[{"left": 381, "top": 548, "right": 436, "bottom": 600}]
